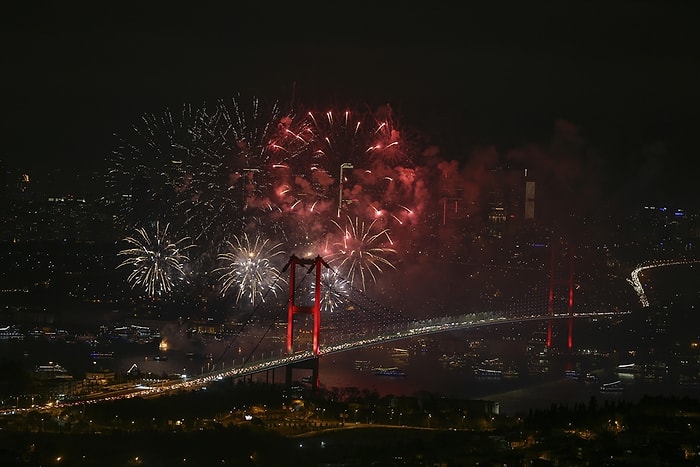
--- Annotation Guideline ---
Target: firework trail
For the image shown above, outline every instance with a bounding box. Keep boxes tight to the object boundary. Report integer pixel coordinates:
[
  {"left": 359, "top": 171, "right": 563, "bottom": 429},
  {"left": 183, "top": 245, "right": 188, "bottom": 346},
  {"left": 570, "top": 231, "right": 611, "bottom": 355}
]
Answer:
[
  {"left": 324, "top": 216, "right": 397, "bottom": 291},
  {"left": 116, "top": 221, "right": 195, "bottom": 298},
  {"left": 214, "top": 233, "right": 288, "bottom": 306}
]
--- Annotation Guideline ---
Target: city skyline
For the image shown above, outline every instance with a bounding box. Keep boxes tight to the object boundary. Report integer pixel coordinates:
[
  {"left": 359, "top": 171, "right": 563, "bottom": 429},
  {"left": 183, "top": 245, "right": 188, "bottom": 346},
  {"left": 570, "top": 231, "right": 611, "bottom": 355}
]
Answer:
[{"left": 2, "top": 5, "right": 700, "bottom": 464}]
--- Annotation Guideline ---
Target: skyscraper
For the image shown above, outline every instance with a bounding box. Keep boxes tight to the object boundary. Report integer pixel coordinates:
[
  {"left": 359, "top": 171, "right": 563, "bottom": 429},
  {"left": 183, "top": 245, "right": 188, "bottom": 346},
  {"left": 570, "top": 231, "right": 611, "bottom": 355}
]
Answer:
[{"left": 525, "top": 178, "right": 535, "bottom": 221}]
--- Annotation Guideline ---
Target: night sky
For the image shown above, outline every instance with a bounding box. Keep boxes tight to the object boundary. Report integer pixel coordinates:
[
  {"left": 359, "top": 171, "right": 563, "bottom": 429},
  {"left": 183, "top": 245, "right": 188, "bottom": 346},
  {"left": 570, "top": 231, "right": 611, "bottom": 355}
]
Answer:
[{"left": 2, "top": 2, "right": 699, "bottom": 208}]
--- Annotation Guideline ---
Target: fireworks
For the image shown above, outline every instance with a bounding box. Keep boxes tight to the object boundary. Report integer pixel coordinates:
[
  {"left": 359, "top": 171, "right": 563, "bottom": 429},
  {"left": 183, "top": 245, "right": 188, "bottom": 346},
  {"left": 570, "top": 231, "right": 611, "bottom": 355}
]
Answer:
[
  {"left": 214, "top": 233, "right": 288, "bottom": 306},
  {"left": 311, "top": 268, "right": 350, "bottom": 313},
  {"left": 116, "top": 222, "right": 195, "bottom": 298},
  {"left": 307, "top": 103, "right": 414, "bottom": 171},
  {"left": 109, "top": 94, "right": 430, "bottom": 306},
  {"left": 325, "top": 216, "right": 397, "bottom": 291},
  {"left": 108, "top": 96, "right": 312, "bottom": 245},
  {"left": 108, "top": 103, "right": 213, "bottom": 229},
  {"left": 305, "top": 105, "right": 422, "bottom": 234}
]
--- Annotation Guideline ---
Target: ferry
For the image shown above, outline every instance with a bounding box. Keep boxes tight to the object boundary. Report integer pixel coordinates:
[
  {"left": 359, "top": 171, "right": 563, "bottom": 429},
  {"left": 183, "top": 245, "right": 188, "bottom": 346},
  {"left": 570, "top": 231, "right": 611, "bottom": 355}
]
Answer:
[
  {"left": 584, "top": 373, "right": 599, "bottom": 384},
  {"left": 616, "top": 363, "right": 642, "bottom": 375},
  {"left": 89, "top": 351, "right": 115, "bottom": 359},
  {"left": 33, "top": 362, "right": 73, "bottom": 380},
  {"left": 600, "top": 380, "right": 624, "bottom": 393},
  {"left": 354, "top": 360, "right": 371, "bottom": 370},
  {"left": 186, "top": 352, "right": 212, "bottom": 360},
  {"left": 474, "top": 368, "right": 503, "bottom": 378},
  {"left": 0, "top": 325, "right": 24, "bottom": 340},
  {"left": 372, "top": 366, "right": 406, "bottom": 377}
]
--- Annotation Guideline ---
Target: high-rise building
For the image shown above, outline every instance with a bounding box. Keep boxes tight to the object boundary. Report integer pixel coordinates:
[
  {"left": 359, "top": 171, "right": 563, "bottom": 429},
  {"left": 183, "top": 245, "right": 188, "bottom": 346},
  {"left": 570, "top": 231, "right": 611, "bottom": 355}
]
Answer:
[
  {"left": 0, "top": 158, "right": 6, "bottom": 203},
  {"left": 525, "top": 180, "right": 536, "bottom": 220}
]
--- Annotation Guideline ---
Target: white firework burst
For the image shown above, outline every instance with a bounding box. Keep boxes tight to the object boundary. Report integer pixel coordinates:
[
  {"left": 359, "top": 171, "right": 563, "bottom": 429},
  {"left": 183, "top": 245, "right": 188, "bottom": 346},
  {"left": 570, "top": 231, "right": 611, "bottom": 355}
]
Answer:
[
  {"left": 215, "top": 233, "right": 287, "bottom": 306},
  {"left": 310, "top": 268, "right": 350, "bottom": 313},
  {"left": 117, "top": 221, "right": 194, "bottom": 298}
]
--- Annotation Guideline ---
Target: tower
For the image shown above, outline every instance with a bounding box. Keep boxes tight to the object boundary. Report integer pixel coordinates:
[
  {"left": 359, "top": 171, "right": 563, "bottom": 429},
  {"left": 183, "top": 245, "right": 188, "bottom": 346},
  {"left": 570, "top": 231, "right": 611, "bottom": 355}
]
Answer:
[
  {"left": 524, "top": 173, "right": 535, "bottom": 221},
  {"left": 546, "top": 240, "right": 575, "bottom": 350},
  {"left": 283, "top": 254, "right": 329, "bottom": 396}
]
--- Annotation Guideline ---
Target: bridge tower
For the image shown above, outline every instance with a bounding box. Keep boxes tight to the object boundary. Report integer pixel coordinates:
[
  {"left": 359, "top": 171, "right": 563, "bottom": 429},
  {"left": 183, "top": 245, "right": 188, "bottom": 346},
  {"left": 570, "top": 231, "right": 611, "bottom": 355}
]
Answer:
[
  {"left": 547, "top": 240, "right": 575, "bottom": 350},
  {"left": 282, "top": 254, "right": 329, "bottom": 395}
]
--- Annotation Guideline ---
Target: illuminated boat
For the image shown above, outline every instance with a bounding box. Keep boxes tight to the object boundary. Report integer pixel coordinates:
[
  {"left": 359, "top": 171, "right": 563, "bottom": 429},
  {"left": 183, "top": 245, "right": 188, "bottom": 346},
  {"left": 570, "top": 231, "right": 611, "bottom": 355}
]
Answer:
[
  {"left": 391, "top": 348, "right": 410, "bottom": 357},
  {"left": 89, "top": 351, "right": 115, "bottom": 359},
  {"left": 584, "top": 373, "right": 599, "bottom": 384},
  {"left": 354, "top": 360, "right": 371, "bottom": 370},
  {"left": 372, "top": 366, "right": 406, "bottom": 377},
  {"left": 474, "top": 368, "right": 503, "bottom": 378},
  {"left": 33, "top": 362, "right": 73, "bottom": 380},
  {"left": 0, "top": 325, "right": 24, "bottom": 340},
  {"left": 600, "top": 380, "right": 624, "bottom": 393},
  {"left": 615, "top": 363, "right": 642, "bottom": 375}
]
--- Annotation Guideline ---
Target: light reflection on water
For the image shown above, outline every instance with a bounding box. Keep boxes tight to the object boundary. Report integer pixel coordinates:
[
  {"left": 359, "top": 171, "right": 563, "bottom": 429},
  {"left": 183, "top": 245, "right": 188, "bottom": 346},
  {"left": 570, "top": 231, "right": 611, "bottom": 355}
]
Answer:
[
  {"left": 2, "top": 326, "right": 698, "bottom": 416},
  {"left": 314, "top": 336, "right": 699, "bottom": 415}
]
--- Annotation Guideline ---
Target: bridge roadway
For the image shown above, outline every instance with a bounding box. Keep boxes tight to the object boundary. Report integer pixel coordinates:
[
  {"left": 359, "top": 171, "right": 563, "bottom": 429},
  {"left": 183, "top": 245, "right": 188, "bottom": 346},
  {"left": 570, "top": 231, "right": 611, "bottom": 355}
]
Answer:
[{"left": 33, "top": 310, "right": 626, "bottom": 411}]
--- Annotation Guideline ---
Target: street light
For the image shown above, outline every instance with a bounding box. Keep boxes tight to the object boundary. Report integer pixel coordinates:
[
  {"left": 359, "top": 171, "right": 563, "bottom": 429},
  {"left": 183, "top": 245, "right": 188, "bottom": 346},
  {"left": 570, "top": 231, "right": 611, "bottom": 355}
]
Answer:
[{"left": 337, "top": 163, "right": 354, "bottom": 218}]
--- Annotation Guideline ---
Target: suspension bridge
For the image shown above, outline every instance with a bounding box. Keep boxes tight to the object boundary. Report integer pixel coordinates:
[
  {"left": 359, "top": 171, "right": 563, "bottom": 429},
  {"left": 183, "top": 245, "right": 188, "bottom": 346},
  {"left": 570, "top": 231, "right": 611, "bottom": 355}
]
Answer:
[
  {"left": 12, "top": 253, "right": 698, "bottom": 411},
  {"left": 64, "top": 245, "right": 629, "bottom": 404}
]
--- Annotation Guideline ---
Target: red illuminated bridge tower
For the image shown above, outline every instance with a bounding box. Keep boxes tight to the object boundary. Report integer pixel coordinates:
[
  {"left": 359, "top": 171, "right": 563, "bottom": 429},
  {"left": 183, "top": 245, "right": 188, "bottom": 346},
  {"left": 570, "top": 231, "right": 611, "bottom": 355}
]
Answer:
[
  {"left": 282, "top": 254, "right": 329, "bottom": 395},
  {"left": 547, "top": 240, "right": 575, "bottom": 350}
]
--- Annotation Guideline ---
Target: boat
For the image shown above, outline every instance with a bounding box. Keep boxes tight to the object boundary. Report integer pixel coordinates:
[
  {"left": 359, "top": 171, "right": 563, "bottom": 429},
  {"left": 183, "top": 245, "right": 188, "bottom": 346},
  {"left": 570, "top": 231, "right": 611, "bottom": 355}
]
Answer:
[
  {"left": 186, "top": 352, "right": 212, "bottom": 360},
  {"left": 0, "top": 325, "right": 24, "bottom": 340},
  {"left": 584, "top": 373, "right": 599, "bottom": 384},
  {"left": 600, "top": 380, "right": 624, "bottom": 393},
  {"left": 616, "top": 363, "right": 642, "bottom": 375},
  {"left": 33, "top": 362, "right": 73, "bottom": 380},
  {"left": 354, "top": 360, "right": 371, "bottom": 370},
  {"left": 474, "top": 368, "right": 502, "bottom": 378},
  {"left": 89, "top": 351, "right": 115, "bottom": 359},
  {"left": 371, "top": 366, "right": 406, "bottom": 377}
]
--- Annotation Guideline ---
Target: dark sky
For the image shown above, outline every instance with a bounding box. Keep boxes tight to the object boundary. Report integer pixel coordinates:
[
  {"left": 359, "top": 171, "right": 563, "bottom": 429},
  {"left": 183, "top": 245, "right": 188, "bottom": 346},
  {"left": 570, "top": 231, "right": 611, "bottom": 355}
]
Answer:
[{"left": 2, "top": 2, "right": 699, "bottom": 207}]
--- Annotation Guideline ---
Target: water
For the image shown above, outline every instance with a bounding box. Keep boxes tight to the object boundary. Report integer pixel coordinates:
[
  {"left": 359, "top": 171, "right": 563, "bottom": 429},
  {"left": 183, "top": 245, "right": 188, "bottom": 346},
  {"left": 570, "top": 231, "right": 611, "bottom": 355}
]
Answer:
[{"left": 4, "top": 321, "right": 698, "bottom": 416}]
